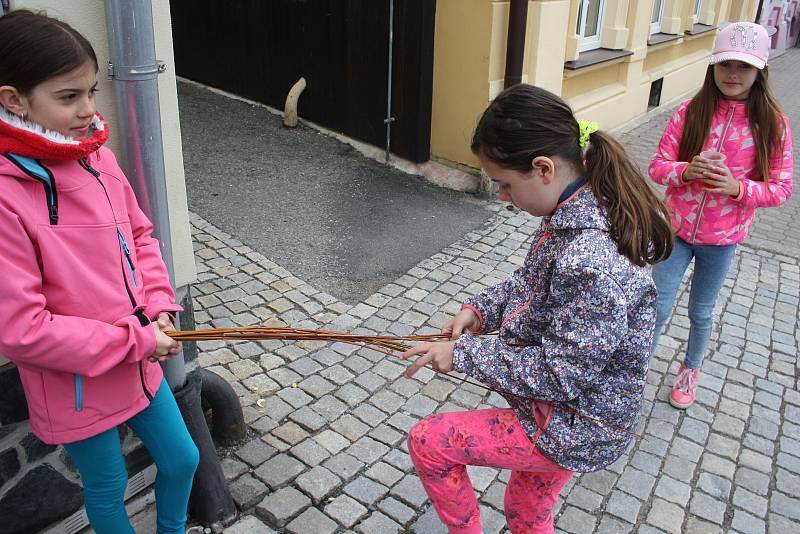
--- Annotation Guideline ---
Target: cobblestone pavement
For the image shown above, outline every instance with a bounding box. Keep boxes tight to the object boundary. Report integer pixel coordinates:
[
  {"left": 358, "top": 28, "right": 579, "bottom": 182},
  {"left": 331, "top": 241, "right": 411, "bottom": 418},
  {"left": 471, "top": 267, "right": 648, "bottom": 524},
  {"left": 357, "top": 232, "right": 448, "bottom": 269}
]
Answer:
[{"left": 183, "top": 48, "right": 800, "bottom": 534}]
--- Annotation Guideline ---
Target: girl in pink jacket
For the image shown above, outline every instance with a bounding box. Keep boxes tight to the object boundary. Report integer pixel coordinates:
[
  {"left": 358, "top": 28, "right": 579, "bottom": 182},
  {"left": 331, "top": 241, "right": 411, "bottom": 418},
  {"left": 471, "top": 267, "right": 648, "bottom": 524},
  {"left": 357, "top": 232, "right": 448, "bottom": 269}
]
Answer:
[
  {"left": 0, "top": 11, "right": 198, "bottom": 533},
  {"left": 649, "top": 21, "right": 793, "bottom": 410}
]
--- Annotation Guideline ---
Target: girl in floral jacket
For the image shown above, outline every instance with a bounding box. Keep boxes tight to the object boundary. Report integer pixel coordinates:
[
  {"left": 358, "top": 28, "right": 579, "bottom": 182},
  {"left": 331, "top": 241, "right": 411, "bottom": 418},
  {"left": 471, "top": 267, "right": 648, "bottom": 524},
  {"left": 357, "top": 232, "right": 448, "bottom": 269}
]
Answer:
[
  {"left": 401, "top": 85, "right": 674, "bottom": 534},
  {"left": 649, "top": 22, "right": 792, "bottom": 409}
]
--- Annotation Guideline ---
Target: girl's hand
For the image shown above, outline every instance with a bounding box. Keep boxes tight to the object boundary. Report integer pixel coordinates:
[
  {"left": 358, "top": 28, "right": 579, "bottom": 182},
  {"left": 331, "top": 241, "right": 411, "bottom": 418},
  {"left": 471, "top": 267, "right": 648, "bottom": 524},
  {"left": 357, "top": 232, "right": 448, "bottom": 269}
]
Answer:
[
  {"left": 400, "top": 341, "right": 456, "bottom": 378},
  {"left": 442, "top": 308, "right": 479, "bottom": 340},
  {"left": 149, "top": 322, "right": 181, "bottom": 363},
  {"left": 684, "top": 155, "right": 716, "bottom": 182},
  {"left": 698, "top": 164, "right": 741, "bottom": 197},
  {"left": 156, "top": 312, "right": 174, "bottom": 330}
]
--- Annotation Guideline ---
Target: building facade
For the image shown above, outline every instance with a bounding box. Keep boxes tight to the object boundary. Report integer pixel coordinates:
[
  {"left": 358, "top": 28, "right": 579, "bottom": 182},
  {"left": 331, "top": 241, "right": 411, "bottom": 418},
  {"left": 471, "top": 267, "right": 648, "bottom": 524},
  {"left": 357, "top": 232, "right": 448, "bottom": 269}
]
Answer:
[{"left": 431, "top": 0, "right": 761, "bottom": 172}]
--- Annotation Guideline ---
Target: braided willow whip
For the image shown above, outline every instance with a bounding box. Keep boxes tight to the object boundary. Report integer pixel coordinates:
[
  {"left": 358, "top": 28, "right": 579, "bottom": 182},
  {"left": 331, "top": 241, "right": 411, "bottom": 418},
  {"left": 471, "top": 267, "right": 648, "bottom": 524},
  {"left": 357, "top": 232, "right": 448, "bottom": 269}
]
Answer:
[
  {"left": 165, "top": 326, "right": 641, "bottom": 438},
  {"left": 164, "top": 326, "right": 451, "bottom": 356}
]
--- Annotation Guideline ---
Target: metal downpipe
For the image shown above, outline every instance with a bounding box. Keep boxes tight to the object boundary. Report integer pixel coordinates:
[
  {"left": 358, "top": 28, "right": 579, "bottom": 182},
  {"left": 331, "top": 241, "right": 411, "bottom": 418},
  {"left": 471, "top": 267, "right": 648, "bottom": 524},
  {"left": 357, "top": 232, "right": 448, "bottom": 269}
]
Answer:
[
  {"left": 504, "top": 0, "right": 529, "bottom": 88},
  {"left": 104, "top": 1, "right": 239, "bottom": 527}
]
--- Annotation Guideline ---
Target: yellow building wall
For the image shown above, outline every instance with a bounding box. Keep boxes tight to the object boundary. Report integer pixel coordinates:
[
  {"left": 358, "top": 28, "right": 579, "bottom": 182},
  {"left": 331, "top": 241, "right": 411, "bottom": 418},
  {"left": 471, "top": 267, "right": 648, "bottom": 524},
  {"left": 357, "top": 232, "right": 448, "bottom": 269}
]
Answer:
[{"left": 431, "top": 0, "right": 761, "bottom": 172}]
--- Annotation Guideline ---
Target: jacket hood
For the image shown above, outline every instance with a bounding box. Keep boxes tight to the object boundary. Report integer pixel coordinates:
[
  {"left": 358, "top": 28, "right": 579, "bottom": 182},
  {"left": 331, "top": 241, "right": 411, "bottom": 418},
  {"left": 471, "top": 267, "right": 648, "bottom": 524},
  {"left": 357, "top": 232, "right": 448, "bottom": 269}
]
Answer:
[
  {"left": 0, "top": 106, "right": 108, "bottom": 160},
  {"left": 546, "top": 186, "right": 610, "bottom": 232}
]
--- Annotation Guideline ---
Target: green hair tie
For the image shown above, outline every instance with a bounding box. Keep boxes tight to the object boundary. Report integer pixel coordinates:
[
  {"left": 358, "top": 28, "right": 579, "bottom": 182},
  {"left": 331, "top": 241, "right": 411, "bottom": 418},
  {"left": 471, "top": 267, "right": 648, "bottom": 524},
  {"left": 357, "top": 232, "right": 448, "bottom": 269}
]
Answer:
[{"left": 578, "top": 120, "right": 599, "bottom": 149}]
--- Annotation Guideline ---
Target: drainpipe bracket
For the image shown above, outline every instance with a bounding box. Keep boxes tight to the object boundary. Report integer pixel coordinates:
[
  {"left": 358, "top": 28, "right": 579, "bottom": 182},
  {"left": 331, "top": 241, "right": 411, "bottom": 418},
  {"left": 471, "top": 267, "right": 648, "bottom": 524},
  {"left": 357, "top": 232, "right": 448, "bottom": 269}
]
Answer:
[{"left": 108, "top": 60, "right": 167, "bottom": 81}]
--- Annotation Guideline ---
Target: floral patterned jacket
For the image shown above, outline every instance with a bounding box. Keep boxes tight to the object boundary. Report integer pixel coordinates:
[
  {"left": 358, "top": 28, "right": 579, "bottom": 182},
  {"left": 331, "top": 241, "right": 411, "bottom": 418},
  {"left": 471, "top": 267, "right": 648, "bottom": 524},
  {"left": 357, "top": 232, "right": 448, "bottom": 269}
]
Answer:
[{"left": 452, "top": 186, "right": 657, "bottom": 472}]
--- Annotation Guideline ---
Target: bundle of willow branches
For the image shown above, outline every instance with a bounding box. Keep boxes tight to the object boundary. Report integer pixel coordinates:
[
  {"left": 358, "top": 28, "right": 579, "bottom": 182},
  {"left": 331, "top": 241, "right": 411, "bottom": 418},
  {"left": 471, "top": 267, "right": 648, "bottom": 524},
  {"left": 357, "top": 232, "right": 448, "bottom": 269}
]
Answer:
[
  {"left": 164, "top": 326, "right": 450, "bottom": 356},
  {"left": 165, "top": 326, "right": 641, "bottom": 438}
]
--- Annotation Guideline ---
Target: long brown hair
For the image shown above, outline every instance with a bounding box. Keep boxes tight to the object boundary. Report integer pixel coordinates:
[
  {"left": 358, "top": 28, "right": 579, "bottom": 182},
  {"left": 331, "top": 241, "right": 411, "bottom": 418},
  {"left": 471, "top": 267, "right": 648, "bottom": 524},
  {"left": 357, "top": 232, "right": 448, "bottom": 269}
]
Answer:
[
  {"left": 678, "top": 65, "right": 785, "bottom": 182},
  {"left": 0, "top": 10, "right": 98, "bottom": 94},
  {"left": 471, "top": 84, "right": 673, "bottom": 267}
]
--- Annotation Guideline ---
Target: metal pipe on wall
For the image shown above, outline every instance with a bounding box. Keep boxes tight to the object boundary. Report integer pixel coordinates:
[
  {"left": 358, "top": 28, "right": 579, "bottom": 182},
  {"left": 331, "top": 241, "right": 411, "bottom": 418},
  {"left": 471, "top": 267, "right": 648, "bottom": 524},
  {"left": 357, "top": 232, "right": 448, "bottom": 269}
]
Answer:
[
  {"left": 104, "top": 0, "right": 186, "bottom": 389},
  {"left": 384, "top": 0, "right": 396, "bottom": 162},
  {"left": 504, "top": 0, "right": 529, "bottom": 88}
]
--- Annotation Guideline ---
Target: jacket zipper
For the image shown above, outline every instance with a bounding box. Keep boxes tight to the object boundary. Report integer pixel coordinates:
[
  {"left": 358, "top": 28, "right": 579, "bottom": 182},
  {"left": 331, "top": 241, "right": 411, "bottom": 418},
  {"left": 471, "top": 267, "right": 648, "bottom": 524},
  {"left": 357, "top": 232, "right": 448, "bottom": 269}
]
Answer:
[
  {"left": 3, "top": 154, "right": 59, "bottom": 224},
  {"left": 80, "top": 157, "right": 153, "bottom": 402},
  {"left": 689, "top": 103, "right": 735, "bottom": 243},
  {"left": 74, "top": 375, "right": 83, "bottom": 412}
]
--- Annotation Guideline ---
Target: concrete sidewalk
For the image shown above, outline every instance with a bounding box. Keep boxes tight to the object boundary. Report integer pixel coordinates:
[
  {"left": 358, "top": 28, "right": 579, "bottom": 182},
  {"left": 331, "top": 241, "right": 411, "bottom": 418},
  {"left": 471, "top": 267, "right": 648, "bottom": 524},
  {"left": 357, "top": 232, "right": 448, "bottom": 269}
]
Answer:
[{"left": 143, "top": 49, "right": 799, "bottom": 533}]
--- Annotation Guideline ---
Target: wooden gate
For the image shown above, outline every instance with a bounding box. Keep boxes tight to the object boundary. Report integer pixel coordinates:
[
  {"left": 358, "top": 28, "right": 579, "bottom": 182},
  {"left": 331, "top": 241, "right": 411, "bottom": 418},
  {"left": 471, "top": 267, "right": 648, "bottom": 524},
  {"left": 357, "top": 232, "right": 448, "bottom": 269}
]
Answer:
[{"left": 169, "top": 0, "right": 436, "bottom": 163}]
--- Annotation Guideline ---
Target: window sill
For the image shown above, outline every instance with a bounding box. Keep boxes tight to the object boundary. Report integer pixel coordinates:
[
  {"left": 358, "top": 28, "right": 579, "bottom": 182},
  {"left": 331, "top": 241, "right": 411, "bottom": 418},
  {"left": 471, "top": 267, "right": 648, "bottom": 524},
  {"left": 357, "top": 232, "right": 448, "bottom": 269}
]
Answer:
[
  {"left": 564, "top": 48, "right": 633, "bottom": 71},
  {"left": 648, "top": 32, "right": 682, "bottom": 46},
  {"left": 686, "top": 23, "right": 715, "bottom": 36}
]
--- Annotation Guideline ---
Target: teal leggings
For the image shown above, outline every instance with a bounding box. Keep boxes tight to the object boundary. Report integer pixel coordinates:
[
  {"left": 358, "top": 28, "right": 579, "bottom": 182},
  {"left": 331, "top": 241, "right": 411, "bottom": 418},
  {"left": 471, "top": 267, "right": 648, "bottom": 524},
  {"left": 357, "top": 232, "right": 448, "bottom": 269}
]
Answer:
[{"left": 64, "top": 379, "right": 199, "bottom": 534}]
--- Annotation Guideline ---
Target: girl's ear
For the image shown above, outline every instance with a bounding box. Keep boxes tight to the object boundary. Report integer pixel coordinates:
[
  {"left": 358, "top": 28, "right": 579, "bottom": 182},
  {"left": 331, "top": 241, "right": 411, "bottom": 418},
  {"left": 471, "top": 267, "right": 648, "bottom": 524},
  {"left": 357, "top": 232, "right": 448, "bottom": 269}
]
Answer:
[
  {"left": 531, "top": 156, "right": 556, "bottom": 184},
  {"left": 0, "top": 86, "right": 26, "bottom": 117}
]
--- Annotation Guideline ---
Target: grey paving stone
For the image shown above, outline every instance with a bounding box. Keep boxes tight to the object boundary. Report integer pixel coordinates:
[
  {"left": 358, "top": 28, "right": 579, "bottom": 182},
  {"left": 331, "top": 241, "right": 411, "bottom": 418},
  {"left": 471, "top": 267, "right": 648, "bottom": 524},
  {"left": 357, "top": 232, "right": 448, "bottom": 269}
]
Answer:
[
  {"left": 605, "top": 489, "right": 641, "bottom": 524},
  {"left": 696, "top": 472, "right": 732, "bottom": 500},
  {"left": 654, "top": 475, "right": 692, "bottom": 506},
  {"left": 733, "top": 487, "right": 768, "bottom": 518},
  {"left": 312, "top": 395, "right": 350, "bottom": 422},
  {"left": 331, "top": 414, "right": 371, "bottom": 441},
  {"left": 616, "top": 468, "right": 656, "bottom": 500},
  {"left": 662, "top": 455, "right": 697, "bottom": 481},
  {"left": 346, "top": 436, "right": 390, "bottom": 464},
  {"left": 689, "top": 491, "right": 727, "bottom": 524},
  {"left": 224, "top": 515, "right": 277, "bottom": 534},
  {"left": 229, "top": 473, "right": 269, "bottom": 510},
  {"left": 767, "top": 512, "right": 800, "bottom": 533},
  {"left": 368, "top": 423, "right": 404, "bottom": 446},
  {"left": 291, "top": 438, "right": 332, "bottom": 466},
  {"left": 390, "top": 474, "right": 428, "bottom": 508},
  {"left": 285, "top": 506, "right": 338, "bottom": 534},
  {"left": 344, "top": 476, "right": 390, "bottom": 506},
  {"left": 403, "top": 394, "right": 439, "bottom": 417},
  {"left": 410, "top": 506, "right": 448, "bottom": 534},
  {"left": 377, "top": 496, "right": 416, "bottom": 525},
  {"left": 557, "top": 505, "right": 598, "bottom": 533},
  {"left": 323, "top": 452, "right": 366, "bottom": 480},
  {"left": 335, "top": 383, "right": 371, "bottom": 406},
  {"left": 295, "top": 466, "right": 342, "bottom": 503},
  {"left": 735, "top": 467, "right": 771, "bottom": 496},
  {"left": 271, "top": 421, "right": 310, "bottom": 445},
  {"left": 324, "top": 494, "right": 368, "bottom": 528},
  {"left": 646, "top": 498, "right": 684, "bottom": 534},
  {"left": 255, "top": 454, "right": 307, "bottom": 489},
  {"left": 566, "top": 484, "right": 604, "bottom": 511},
  {"left": 357, "top": 511, "right": 402, "bottom": 534},
  {"left": 594, "top": 515, "right": 634, "bottom": 534},
  {"left": 370, "top": 389, "right": 406, "bottom": 413},
  {"left": 256, "top": 486, "right": 311, "bottom": 526},
  {"left": 290, "top": 405, "right": 328, "bottom": 431},
  {"left": 313, "top": 429, "right": 351, "bottom": 454},
  {"left": 700, "top": 453, "right": 736, "bottom": 480},
  {"left": 383, "top": 449, "right": 413, "bottom": 472},
  {"left": 351, "top": 403, "right": 388, "bottom": 425},
  {"left": 221, "top": 457, "right": 249, "bottom": 481},
  {"left": 770, "top": 491, "right": 800, "bottom": 522},
  {"left": 236, "top": 439, "right": 277, "bottom": 466},
  {"left": 730, "top": 510, "right": 765, "bottom": 534},
  {"left": 360, "top": 463, "right": 402, "bottom": 491}
]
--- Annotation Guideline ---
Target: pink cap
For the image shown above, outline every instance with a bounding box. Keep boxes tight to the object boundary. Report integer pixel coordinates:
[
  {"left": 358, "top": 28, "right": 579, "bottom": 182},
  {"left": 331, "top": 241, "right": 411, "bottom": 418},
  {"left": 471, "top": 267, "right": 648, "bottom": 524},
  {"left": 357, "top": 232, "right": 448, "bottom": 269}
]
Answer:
[{"left": 709, "top": 22, "right": 770, "bottom": 69}]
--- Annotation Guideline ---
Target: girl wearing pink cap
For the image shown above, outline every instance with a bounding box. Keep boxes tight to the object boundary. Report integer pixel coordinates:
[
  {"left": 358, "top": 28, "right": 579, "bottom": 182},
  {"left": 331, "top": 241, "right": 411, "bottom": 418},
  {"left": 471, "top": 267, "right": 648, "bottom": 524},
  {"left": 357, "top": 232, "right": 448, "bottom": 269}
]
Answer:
[{"left": 649, "top": 21, "right": 793, "bottom": 409}]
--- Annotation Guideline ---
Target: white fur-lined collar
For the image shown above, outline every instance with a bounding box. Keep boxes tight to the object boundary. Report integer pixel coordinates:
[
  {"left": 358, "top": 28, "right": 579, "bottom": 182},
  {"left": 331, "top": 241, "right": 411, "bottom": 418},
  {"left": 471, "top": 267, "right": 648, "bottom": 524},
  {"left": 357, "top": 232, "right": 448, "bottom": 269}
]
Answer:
[{"left": 0, "top": 105, "right": 105, "bottom": 146}]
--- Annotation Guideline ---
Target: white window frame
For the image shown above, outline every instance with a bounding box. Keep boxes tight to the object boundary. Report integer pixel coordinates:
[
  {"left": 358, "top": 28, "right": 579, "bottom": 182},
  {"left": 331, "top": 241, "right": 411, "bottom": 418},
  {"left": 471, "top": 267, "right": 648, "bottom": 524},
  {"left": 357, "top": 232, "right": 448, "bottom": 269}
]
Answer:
[
  {"left": 692, "top": 0, "right": 703, "bottom": 24},
  {"left": 650, "top": 0, "right": 666, "bottom": 35},
  {"left": 577, "top": 0, "right": 608, "bottom": 52}
]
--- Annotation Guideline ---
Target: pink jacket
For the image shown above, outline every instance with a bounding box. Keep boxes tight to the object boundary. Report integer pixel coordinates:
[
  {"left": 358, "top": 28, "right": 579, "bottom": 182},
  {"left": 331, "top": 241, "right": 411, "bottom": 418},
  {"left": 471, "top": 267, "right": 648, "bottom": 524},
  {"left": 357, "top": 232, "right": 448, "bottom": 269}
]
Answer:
[
  {"left": 649, "top": 99, "right": 793, "bottom": 245},
  {"left": 0, "top": 147, "right": 181, "bottom": 444}
]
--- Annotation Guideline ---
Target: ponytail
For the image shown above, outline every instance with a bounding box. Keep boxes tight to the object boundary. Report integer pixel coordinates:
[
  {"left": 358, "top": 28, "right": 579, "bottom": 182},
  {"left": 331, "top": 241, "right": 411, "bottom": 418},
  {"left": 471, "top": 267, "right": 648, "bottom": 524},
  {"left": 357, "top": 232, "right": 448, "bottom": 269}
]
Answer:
[
  {"left": 584, "top": 131, "right": 673, "bottom": 267},
  {"left": 473, "top": 84, "right": 674, "bottom": 267}
]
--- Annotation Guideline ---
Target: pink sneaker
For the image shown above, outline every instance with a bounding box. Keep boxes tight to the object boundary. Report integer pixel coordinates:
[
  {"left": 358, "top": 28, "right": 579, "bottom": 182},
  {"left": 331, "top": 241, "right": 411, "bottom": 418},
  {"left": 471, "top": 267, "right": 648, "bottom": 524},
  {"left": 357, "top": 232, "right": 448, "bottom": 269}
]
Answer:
[{"left": 670, "top": 363, "right": 700, "bottom": 409}]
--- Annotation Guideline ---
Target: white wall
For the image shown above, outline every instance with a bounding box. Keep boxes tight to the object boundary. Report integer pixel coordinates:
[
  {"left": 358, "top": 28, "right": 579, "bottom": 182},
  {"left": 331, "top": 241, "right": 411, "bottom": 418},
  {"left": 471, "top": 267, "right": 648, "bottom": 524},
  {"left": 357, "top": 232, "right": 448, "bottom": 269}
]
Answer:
[{"left": 9, "top": 0, "right": 197, "bottom": 289}]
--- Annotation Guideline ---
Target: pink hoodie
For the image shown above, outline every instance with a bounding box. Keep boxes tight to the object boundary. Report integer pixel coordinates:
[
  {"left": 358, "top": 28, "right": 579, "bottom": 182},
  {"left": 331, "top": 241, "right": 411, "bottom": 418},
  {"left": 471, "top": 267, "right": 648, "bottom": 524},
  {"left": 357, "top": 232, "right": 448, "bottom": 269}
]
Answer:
[
  {"left": 0, "top": 127, "right": 182, "bottom": 443},
  {"left": 649, "top": 99, "right": 793, "bottom": 245}
]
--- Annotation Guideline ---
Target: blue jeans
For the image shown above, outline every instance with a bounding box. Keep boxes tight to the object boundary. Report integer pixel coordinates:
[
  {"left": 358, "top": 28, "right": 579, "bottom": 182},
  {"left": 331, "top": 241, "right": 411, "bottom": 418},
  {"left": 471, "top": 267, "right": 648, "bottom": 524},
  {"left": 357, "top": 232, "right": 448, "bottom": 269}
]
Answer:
[
  {"left": 64, "top": 379, "right": 199, "bottom": 534},
  {"left": 652, "top": 237, "right": 737, "bottom": 369}
]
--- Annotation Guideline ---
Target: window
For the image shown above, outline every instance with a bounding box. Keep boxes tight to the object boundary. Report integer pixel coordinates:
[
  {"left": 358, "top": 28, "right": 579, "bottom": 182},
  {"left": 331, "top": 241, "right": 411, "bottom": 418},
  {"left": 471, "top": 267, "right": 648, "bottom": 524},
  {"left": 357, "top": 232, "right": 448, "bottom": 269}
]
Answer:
[
  {"left": 576, "top": 0, "right": 607, "bottom": 52},
  {"left": 692, "top": 0, "right": 703, "bottom": 24},
  {"left": 650, "top": 0, "right": 665, "bottom": 34}
]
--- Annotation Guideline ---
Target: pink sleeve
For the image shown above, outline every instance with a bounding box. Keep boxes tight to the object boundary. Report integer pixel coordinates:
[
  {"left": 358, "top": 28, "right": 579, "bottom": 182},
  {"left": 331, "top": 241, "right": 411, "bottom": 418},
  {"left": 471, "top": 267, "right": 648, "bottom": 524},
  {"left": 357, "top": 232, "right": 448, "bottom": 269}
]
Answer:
[
  {"left": 0, "top": 203, "right": 156, "bottom": 377},
  {"left": 735, "top": 116, "right": 793, "bottom": 208},
  {"left": 648, "top": 102, "right": 691, "bottom": 188}
]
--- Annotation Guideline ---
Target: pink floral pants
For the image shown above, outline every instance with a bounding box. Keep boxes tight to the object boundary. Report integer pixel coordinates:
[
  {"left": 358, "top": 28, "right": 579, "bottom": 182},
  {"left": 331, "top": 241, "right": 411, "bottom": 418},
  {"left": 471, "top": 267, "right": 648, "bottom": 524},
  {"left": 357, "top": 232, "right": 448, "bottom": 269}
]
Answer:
[{"left": 408, "top": 409, "right": 573, "bottom": 534}]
